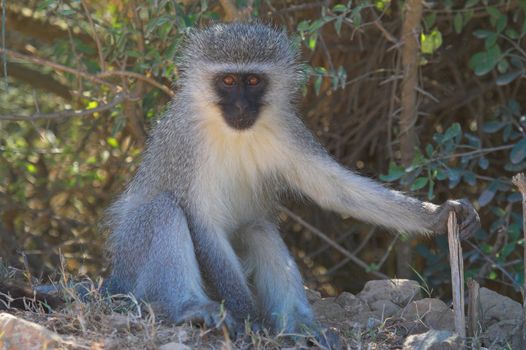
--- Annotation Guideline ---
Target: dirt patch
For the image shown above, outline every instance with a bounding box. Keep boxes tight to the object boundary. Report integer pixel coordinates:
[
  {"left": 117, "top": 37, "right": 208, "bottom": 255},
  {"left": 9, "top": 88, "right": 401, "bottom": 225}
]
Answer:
[{"left": 0, "top": 279, "right": 523, "bottom": 349}]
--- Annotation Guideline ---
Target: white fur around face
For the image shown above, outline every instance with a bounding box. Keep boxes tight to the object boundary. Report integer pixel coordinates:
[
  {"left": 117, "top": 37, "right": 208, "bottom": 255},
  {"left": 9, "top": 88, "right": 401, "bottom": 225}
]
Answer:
[{"left": 190, "top": 104, "right": 291, "bottom": 233}]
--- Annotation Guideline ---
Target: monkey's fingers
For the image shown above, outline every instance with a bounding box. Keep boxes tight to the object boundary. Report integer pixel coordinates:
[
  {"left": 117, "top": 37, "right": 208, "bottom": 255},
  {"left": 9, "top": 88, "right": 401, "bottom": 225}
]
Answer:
[
  {"left": 457, "top": 199, "right": 480, "bottom": 238},
  {"left": 177, "top": 303, "right": 244, "bottom": 337}
]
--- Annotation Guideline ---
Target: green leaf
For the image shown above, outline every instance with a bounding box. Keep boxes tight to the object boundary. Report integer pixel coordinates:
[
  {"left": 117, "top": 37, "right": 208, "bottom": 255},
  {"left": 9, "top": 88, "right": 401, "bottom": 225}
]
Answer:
[
  {"left": 505, "top": 28, "right": 519, "bottom": 39},
  {"left": 510, "top": 138, "right": 526, "bottom": 164},
  {"left": 479, "top": 157, "right": 489, "bottom": 169},
  {"left": 423, "top": 13, "right": 437, "bottom": 31},
  {"left": 482, "top": 121, "right": 505, "bottom": 133},
  {"left": 473, "top": 30, "right": 493, "bottom": 38},
  {"left": 107, "top": 137, "right": 119, "bottom": 149},
  {"left": 332, "top": 4, "right": 348, "bottom": 13},
  {"left": 26, "top": 163, "right": 37, "bottom": 174},
  {"left": 496, "top": 70, "right": 523, "bottom": 85},
  {"left": 442, "top": 123, "right": 462, "bottom": 142},
  {"left": 453, "top": 13, "right": 463, "bottom": 34},
  {"left": 496, "top": 13, "right": 507, "bottom": 33},
  {"left": 334, "top": 16, "right": 343, "bottom": 36},
  {"left": 497, "top": 59, "right": 509, "bottom": 73},
  {"left": 410, "top": 177, "right": 428, "bottom": 191},
  {"left": 380, "top": 163, "right": 405, "bottom": 182},
  {"left": 478, "top": 181, "right": 498, "bottom": 206},
  {"left": 313, "top": 76, "right": 323, "bottom": 95},
  {"left": 469, "top": 45, "right": 501, "bottom": 76},
  {"left": 425, "top": 143, "right": 434, "bottom": 157},
  {"left": 465, "top": 0, "right": 479, "bottom": 7},
  {"left": 310, "top": 19, "right": 327, "bottom": 32},
  {"left": 297, "top": 20, "right": 311, "bottom": 32},
  {"left": 436, "top": 169, "right": 447, "bottom": 181},
  {"left": 308, "top": 33, "right": 317, "bottom": 50},
  {"left": 486, "top": 7, "right": 501, "bottom": 19},
  {"left": 420, "top": 28, "right": 443, "bottom": 54},
  {"left": 501, "top": 243, "right": 515, "bottom": 258},
  {"left": 484, "top": 33, "right": 498, "bottom": 49},
  {"left": 448, "top": 168, "right": 462, "bottom": 188}
]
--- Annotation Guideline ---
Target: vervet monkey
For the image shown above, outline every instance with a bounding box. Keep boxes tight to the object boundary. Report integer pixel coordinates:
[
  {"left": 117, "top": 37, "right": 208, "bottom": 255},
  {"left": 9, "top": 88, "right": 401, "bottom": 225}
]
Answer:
[{"left": 105, "top": 23, "right": 480, "bottom": 338}]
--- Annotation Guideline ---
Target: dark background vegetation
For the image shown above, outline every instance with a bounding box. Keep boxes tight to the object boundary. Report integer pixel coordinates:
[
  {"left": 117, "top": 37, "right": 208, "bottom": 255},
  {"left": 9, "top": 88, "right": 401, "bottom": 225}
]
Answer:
[{"left": 1, "top": 0, "right": 525, "bottom": 303}]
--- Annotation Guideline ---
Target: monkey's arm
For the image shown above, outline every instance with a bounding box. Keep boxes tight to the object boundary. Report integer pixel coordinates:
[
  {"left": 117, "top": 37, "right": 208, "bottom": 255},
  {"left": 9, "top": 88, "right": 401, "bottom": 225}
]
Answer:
[{"left": 282, "top": 128, "right": 480, "bottom": 237}]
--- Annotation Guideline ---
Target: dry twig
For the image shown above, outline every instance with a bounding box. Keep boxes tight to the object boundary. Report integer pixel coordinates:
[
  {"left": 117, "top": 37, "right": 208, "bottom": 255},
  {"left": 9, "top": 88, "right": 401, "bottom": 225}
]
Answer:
[
  {"left": 279, "top": 206, "right": 388, "bottom": 279},
  {"left": 511, "top": 173, "right": 526, "bottom": 349},
  {"left": 0, "top": 93, "right": 128, "bottom": 121},
  {"left": 448, "top": 212, "right": 466, "bottom": 339}
]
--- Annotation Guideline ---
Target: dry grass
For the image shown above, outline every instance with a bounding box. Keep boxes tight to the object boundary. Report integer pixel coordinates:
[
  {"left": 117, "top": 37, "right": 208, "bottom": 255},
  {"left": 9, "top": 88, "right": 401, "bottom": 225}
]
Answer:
[{"left": 1, "top": 278, "right": 410, "bottom": 349}]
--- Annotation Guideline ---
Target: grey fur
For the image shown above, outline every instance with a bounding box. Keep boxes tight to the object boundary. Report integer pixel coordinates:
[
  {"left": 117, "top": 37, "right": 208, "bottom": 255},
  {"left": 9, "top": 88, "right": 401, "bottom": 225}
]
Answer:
[{"left": 105, "top": 23, "right": 479, "bottom": 338}]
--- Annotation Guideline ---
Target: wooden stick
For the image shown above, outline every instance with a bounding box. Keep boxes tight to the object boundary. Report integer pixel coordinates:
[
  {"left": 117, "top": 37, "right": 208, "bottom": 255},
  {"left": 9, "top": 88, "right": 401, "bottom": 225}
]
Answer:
[
  {"left": 467, "top": 278, "right": 480, "bottom": 339},
  {"left": 511, "top": 173, "right": 526, "bottom": 349},
  {"left": 448, "top": 211, "right": 466, "bottom": 339}
]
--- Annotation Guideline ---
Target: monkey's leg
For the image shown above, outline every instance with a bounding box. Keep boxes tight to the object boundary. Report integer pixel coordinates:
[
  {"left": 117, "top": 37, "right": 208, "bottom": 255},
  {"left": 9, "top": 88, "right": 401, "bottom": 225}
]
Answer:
[
  {"left": 238, "top": 221, "right": 315, "bottom": 333},
  {"left": 106, "top": 193, "right": 239, "bottom": 331},
  {"left": 189, "top": 220, "right": 258, "bottom": 325}
]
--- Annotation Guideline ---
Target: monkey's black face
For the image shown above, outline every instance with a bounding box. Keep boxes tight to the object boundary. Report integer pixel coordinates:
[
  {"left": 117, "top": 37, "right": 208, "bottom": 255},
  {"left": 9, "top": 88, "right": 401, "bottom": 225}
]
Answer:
[{"left": 213, "top": 73, "right": 268, "bottom": 130}]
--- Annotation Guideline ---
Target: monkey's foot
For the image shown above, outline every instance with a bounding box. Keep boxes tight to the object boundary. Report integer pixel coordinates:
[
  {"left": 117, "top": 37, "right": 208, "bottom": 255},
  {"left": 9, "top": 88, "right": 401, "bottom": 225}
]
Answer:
[{"left": 177, "top": 302, "right": 244, "bottom": 336}]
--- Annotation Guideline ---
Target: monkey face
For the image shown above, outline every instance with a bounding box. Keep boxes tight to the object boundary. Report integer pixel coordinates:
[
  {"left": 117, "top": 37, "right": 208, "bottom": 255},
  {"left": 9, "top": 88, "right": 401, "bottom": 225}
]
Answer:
[{"left": 213, "top": 73, "right": 268, "bottom": 130}]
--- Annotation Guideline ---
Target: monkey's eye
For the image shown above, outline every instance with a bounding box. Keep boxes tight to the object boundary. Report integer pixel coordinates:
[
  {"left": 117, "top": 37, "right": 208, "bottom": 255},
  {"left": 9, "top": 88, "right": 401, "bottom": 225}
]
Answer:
[
  {"left": 247, "top": 75, "right": 260, "bottom": 86},
  {"left": 222, "top": 75, "right": 236, "bottom": 86}
]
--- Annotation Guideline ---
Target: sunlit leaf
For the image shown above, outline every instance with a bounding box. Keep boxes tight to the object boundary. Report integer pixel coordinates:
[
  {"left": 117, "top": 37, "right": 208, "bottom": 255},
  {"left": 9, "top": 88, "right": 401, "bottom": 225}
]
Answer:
[
  {"left": 420, "top": 28, "right": 443, "bottom": 54},
  {"left": 107, "top": 137, "right": 119, "bottom": 149}
]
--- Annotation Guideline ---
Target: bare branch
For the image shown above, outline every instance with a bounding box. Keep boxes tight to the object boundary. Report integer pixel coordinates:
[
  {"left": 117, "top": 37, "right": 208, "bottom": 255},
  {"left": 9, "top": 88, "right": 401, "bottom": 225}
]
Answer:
[
  {"left": 80, "top": 0, "right": 106, "bottom": 71},
  {"left": 219, "top": 0, "right": 252, "bottom": 21},
  {"left": 0, "top": 62, "right": 72, "bottom": 99},
  {"left": 0, "top": 93, "right": 128, "bottom": 121},
  {"left": 279, "top": 205, "right": 389, "bottom": 279},
  {"left": 448, "top": 212, "right": 466, "bottom": 339},
  {"left": 511, "top": 172, "right": 526, "bottom": 349},
  {"left": 396, "top": 0, "right": 424, "bottom": 279},
  {"left": 97, "top": 70, "right": 174, "bottom": 97},
  {"left": 1, "top": 49, "right": 174, "bottom": 97},
  {"left": 0, "top": 48, "right": 117, "bottom": 88}
]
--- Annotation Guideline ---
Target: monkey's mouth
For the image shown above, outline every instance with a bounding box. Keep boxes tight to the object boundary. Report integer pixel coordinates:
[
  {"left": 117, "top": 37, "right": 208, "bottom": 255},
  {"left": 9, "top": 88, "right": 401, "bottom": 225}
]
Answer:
[{"left": 223, "top": 114, "right": 258, "bottom": 130}]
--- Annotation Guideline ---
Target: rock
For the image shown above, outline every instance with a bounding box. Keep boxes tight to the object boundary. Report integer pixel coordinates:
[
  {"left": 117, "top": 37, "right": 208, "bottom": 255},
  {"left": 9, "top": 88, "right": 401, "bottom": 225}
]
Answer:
[
  {"left": 159, "top": 342, "right": 191, "bottom": 350},
  {"left": 479, "top": 287, "right": 522, "bottom": 324},
  {"left": 106, "top": 313, "right": 132, "bottom": 331},
  {"left": 357, "top": 279, "right": 422, "bottom": 308},
  {"left": 0, "top": 312, "right": 79, "bottom": 349},
  {"left": 305, "top": 288, "right": 322, "bottom": 304},
  {"left": 482, "top": 320, "right": 522, "bottom": 349},
  {"left": 400, "top": 298, "right": 455, "bottom": 333},
  {"left": 370, "top": 299, "right": 401, "bottom": 317},
  {"left": 335, "top": 292, "right": 370, "bottom": 314},
  {"left": 312, "top": 297, "right": 347, "bottom": 324},
  {"left": 402, "top": 330, "right": 460, "bottom": 350}
]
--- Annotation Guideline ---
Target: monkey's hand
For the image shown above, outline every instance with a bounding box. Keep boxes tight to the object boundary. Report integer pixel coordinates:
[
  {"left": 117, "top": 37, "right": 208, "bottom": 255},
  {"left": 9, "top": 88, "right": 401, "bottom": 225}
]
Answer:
[{"left": 431, "top": 199, "right": 480, "bottom": 238}]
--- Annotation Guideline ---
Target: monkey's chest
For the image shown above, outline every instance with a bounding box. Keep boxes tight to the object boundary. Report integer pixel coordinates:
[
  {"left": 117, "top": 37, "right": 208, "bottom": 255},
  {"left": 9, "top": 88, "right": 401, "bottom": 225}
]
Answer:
[{"left": 192, "top": 152, "right": 271, "bottom": 232}]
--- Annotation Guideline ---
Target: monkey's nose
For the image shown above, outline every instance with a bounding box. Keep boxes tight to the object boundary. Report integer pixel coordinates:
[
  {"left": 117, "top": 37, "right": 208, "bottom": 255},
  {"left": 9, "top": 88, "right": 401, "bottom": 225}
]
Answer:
[{"left": 235, "top": 101, "right": 247, "bottom": 114}]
